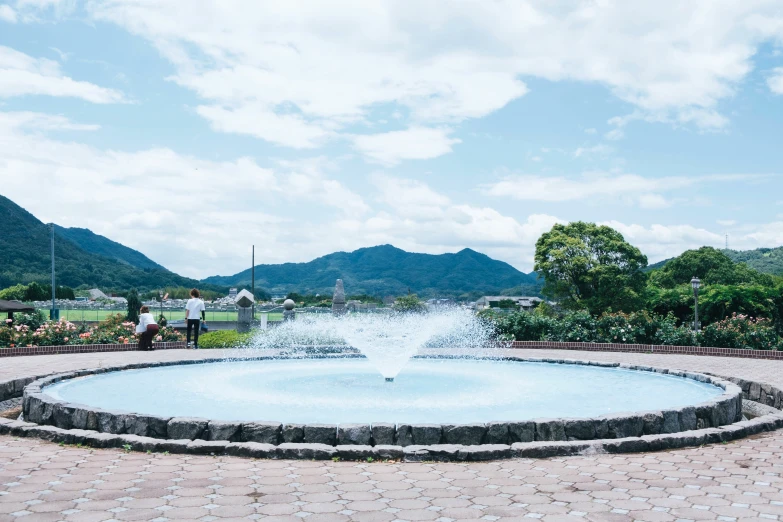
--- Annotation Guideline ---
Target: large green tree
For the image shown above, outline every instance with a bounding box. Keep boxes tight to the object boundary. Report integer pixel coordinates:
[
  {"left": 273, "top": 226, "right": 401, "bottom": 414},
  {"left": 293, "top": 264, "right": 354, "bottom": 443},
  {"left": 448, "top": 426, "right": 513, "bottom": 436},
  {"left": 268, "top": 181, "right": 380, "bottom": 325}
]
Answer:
[
  {"left": 534, "top": 222, "right": 648, "bottom": 315},
  {"left": 649, "top": 247, "right": 773, "bottom": 288}
]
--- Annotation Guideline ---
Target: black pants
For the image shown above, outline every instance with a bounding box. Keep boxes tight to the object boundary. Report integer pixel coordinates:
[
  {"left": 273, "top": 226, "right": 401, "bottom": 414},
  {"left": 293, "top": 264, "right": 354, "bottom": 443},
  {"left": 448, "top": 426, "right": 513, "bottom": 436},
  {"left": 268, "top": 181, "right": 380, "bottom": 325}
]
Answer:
[
  {"left": 186, "top": 319, "right": 201, "bottom": 347},
  {"left": 139, "top": 324, "right": 159, "bottom": 351}
]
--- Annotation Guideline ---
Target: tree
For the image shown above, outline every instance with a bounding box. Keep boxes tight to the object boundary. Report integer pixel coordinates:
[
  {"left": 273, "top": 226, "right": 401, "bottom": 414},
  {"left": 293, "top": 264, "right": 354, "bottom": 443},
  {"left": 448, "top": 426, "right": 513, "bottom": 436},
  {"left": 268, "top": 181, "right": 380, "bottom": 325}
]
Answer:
[
  {"left": 497, "top": 299, "right": 518, "bottom": 309},
  {"left": 126, "top": 289, "right": 142, "bottom": 324},
  {"left": 534, "top": 222, "right": 648, "bottom": 315},
  {"left": 649, "top": 247, "right": 772, "bottom": 288},
  {"left": 393, "top": 294, "right": 426, "bottom": 313}
]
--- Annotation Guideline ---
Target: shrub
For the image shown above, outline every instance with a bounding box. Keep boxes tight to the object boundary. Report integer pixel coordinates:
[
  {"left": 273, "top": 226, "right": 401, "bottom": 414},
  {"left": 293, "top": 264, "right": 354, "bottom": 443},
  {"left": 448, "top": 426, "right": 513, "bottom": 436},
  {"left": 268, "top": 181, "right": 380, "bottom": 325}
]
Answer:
[
  {"left": 700, "top": 314, "right": 781, "bottom": 350},
  {"left": 198, "top": 330, "right": 254, "bottom": 349}
]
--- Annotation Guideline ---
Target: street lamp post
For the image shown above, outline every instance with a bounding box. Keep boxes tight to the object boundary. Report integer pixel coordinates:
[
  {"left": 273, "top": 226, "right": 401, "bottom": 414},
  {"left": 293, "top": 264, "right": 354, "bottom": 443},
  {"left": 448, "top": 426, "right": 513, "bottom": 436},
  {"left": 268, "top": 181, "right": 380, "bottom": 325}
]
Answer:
[
  {"left": 691, "top": 276, "right": 701, "bottom": 331},
  {"left": 159, "top": 290, "right": 163, "bottom": 321}
]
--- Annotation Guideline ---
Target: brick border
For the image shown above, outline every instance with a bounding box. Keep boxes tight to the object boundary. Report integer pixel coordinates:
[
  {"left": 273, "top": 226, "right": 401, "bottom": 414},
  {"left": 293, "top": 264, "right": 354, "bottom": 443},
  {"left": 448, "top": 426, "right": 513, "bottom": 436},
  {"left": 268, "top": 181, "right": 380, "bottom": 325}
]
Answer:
[
  {"left": 21, "top": 356, "right": 743, "bottom": 447},
  {"left": 0, "top": 341, "right": 187, "bottom": 357},
  {"left": 508, "top": 341, "right": 783, "bottom": 360}
]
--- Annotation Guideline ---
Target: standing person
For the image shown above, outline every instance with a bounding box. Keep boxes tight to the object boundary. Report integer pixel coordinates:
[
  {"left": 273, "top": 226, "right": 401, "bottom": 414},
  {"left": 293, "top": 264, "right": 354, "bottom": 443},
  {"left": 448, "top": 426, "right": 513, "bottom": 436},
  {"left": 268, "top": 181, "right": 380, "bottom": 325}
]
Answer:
[
  {"left": 185, "top": 288, "right": 207, "bottom": 349},
  {"left": 137, "top": 306, "right": 159, "bottom": 351}
]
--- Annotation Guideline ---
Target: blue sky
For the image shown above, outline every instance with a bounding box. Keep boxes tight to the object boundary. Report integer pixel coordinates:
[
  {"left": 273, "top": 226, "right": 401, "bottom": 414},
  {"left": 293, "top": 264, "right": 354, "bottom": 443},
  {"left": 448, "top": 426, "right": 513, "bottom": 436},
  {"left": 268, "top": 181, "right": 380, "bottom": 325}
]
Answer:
[{"left": 1, "top": 0, "right": 782, "bottom": 278}]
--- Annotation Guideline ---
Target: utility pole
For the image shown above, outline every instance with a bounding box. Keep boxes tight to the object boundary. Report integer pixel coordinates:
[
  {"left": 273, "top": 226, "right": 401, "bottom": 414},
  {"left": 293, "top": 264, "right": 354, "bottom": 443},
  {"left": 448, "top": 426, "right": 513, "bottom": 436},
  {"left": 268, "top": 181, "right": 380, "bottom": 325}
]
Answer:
[
  {"left": 49, "top": 223, "right": 57, "bottom": 320},
  {"left": 251, "top": 245, "right": 255, "bottom": 321}
]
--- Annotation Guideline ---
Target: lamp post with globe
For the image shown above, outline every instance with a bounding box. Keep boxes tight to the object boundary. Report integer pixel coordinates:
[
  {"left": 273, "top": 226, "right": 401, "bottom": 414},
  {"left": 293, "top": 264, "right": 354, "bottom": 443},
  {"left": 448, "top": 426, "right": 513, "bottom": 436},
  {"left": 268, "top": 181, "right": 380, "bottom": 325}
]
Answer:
[{"left": 691, "top": 276, "right": 701, "bottom": 331}]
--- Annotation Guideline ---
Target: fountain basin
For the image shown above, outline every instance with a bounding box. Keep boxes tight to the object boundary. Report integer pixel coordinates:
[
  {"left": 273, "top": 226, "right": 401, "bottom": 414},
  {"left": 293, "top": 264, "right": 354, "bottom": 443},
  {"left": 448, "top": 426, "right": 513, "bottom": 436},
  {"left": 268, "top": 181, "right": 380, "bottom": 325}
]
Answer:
[{"left": 23, "top": 356, "right": 742, "bottom": 446}]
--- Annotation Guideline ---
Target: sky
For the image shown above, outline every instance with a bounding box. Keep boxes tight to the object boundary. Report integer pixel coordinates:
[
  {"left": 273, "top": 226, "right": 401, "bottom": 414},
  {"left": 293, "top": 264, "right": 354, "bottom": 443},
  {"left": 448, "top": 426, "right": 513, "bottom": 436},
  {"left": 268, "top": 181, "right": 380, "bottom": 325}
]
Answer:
[{"left": 1, "top": 0, "right": 782, "bottom": 279}]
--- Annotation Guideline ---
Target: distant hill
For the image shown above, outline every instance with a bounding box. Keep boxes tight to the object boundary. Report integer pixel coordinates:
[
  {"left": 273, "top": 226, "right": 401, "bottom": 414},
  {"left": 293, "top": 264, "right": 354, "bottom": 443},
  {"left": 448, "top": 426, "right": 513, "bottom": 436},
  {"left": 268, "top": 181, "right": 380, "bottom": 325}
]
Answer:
[
  {"left": 646, "top": 247, "right": 783, "bottom": 276},
  {"left": 723, "top": 247, "right": 783, "bottom": 276},
  {"left": 54, "top": 225, "right": 164, "bottom": 271},
  {"left": 0, "top": 195, "right": 207, "bottom": 292},
  {"left": 203, "top": 244, "right": 540, "bottom": 297}
]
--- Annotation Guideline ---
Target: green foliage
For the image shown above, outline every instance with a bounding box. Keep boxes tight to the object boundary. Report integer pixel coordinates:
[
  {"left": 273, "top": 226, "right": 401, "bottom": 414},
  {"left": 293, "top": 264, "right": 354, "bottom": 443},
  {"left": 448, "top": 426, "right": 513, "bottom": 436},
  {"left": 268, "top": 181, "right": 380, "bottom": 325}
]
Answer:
[
  {"left": 0, "top": 283, "right": 74, "bottom": 301},
  {"left": 649, "top": 247, "right": 773, "bottom": 288},
  {"left": 496, "top": 299, "right": 518, "bottom": 309},
  {"left": 0, "top": 195, "right": 222, "bottom": 293},
  {"left": 481, "top": 310, "right": 782, "bottom": 350},
  {"left": 724, "top": 247, "right": 783, "bottom": 276},
  {"left": 204, "top": 244, "right": 542, "bottom": 298},
  {"left": 126, "top": 289, "right": 141, "bottom": 324},
  {"left": 393, "top": 294, "right": 425, "bottom": 313},
  {"left": 54, "top": 225, "right": 164, "bottom": 270},
  {"left": 197, "top": 330, "right": 254, "bottom": 349},
  {"left": 0, "top": 284, "right": 27, "bottom": 300},
  {"left": 534, "top": 222, "right": 648, "bottom": 315}
]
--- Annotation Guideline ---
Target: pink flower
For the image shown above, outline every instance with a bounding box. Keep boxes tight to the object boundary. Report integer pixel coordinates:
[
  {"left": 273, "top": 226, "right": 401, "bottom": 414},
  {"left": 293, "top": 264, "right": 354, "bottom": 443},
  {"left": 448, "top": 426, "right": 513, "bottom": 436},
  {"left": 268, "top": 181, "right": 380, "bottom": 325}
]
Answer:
[
  {"left": 64, "top": 337, "right": 69, "bottom": 342},
  {"left": 155, "top": 335, "right": 162, "bottom": 341},
  {"left": 5, "top": 319, "right": 11, "bottom": 324}
]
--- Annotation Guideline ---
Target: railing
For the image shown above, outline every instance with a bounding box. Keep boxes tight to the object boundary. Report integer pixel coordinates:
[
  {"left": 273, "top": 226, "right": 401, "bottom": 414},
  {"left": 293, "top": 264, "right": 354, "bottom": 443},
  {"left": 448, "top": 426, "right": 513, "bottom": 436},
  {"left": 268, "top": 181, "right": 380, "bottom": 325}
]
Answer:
[{"left": 31, "top": 305, "right": 283, "bottom": 323}]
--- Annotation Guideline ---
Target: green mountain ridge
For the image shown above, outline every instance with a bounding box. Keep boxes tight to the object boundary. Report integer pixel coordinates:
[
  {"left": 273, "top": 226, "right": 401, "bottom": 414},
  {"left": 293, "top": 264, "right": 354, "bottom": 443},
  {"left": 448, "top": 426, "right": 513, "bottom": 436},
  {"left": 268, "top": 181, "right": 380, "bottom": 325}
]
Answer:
[
  {"left": 203, "top": 244, "right": 540, "bottom": 297},
  {"left": 0, "top": 194, "right": 205, "bottom": 292},
  {"left": 54, "top": 225, "right": 164, "bottom": 271}
]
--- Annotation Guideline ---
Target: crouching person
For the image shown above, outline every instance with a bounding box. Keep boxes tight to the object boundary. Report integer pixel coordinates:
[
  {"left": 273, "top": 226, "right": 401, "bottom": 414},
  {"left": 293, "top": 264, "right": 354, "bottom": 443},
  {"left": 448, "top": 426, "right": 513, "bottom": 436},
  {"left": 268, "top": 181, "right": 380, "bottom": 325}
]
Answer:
[{"left": 137, "top": 305, "right": 159, "bottom": 351}]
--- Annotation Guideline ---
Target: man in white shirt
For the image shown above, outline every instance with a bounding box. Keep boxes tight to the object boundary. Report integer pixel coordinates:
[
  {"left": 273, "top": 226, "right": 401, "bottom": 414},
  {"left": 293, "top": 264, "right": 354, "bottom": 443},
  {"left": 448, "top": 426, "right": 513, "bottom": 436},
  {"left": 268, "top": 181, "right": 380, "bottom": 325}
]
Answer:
[{"left": 185, "top": 288, "right": 207, "bottom": 349}]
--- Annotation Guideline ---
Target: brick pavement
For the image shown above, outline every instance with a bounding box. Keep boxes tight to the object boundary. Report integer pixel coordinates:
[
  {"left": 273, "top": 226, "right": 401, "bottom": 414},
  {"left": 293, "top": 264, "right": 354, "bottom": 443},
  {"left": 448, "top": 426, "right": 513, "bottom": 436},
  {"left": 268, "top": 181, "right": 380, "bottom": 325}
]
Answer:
[{"left": 2, "top": 348, "right": 783, "bottom": 521}]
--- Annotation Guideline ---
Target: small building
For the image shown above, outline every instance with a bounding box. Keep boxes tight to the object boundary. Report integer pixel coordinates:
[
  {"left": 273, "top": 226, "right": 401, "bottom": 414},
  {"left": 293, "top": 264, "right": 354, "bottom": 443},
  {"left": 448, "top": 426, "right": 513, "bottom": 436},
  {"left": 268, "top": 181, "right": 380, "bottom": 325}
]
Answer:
[
  {"left": 474, "top": 296, "right": 543, "bottom": 311},
  {"left": 0, "top": 299, "right": 35, "bottom": 322},
  {"left": 229, "top": 288, "right": 238, "bottom": 299}
]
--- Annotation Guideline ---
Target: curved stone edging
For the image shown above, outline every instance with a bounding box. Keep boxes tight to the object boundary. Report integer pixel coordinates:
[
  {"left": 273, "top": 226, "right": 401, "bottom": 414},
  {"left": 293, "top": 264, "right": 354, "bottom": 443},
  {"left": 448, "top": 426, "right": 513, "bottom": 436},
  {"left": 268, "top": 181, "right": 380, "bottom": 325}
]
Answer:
[
  {"left": 1, "top": 410, "right": 782, "bottom": 462},
  {"left": 21, "top": 355, "right": 743, "bottom": 447}
]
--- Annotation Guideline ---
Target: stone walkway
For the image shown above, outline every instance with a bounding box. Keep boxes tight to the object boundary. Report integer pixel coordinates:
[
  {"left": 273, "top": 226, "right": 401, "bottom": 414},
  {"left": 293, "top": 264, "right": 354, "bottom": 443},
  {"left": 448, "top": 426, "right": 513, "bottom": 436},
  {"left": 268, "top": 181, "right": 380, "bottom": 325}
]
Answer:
[{"left": 2, "top": 348, "right": 783, "bottom": 521}]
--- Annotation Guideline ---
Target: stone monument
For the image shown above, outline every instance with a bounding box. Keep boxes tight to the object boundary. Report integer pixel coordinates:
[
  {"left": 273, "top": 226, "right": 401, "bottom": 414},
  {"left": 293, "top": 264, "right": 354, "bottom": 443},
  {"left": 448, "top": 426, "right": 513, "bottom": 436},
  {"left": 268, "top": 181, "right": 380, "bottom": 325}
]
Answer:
[
  {"left": 234, "top": 289, "right": 255, "bottom": 333},
  {"left": 332, "top": 279, "right": 346, "bottom": 315},
  {"left": 283, "top": 298, "right": 296, "bottom": 321}
]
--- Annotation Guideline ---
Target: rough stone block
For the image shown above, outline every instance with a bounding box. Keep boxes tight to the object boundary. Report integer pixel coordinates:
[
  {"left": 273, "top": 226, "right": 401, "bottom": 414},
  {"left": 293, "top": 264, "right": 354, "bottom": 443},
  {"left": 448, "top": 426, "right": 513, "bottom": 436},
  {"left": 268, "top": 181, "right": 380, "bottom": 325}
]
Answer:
[
  {"left": 336, "top": 445, "right": 374, "bottom": 460},
  {"left": 458, "top": 444, "right": 511, "bottom": 461},
  {"left": 661, "top": 410, "right": 680, "bottom": 434},
  {"left": 411, "top": 424, "right": 442, "bottom": 445},
  {"left": 84, "top": 431, "right": 124, "bottom": 449},
  {"left": 395, "top": 425, "right": 413, "bottom": 446},
  {"left": 535, "top": 419, "right": 566, "bottom": 441},
  {"left": 484, "top": 422, "right": 510, "bottom": 444},
  {"left": 276, "top": 443, "right": 337, "bottom": 460},
  {"left": 442, "top": 424, "right": 486, "bottom": 446},
  {"left": 125, "top": 415, "right": 170, "bottom": 438},
  {"left": 371, "top": 423, "right": 395, "bottom": 446},
  {"left": 242, "top": 422, "right": 282, "bottom": 444},
  {"left": 96, "top": 411, "right": 127, "bottom": 434},
  {"left": 508, "top": 421, "right": 535, "bottom": 443},
  {"left": 282, "top": 424, "right": 304, "bottom": 443},
  {"left": 207, "top": 421, "right": 242, "bottom": 442},
  {"left": 168, "top": 417, "right": 208, "bottom": 440},
  {"left": 187, "top": 440, "right": 229, "bottom": 455},
  {"left": 226, "top": 442, "right": 277, "bottom": 458},
  {"left": 607, "top": 415, "right": 644, "bottom": 438},
  {"left": 303, "top": 424, "right": 337, "bottom": 445},
  {"left": 512, "top": 441, "right": 591, "bottom": 459},
  {"left": 642, "top": 412, "right": 664, "bottom": 435},
  {"left": 373, "top": 445, "right": 404, "bottom": 460},
  {"left": 52, "top": 403, "right": 75, "bottom": 430},
  {"left": 403, "top": 444, "right": 461, "bottom": 462},
  {"left": 602, "top": 437, "right": 649, "bottom": 454},
  {"left": 564, "top": 419, "right": 596, "bottom": 440},
  {"left": 154, "top": 439, "right": 190, "bottom": 454},
  {"left": 679, "top": 407, "right": 697, "bottom": 431},
  {"left": 337, "top": 424, "right": 372, "bottom": 445}
]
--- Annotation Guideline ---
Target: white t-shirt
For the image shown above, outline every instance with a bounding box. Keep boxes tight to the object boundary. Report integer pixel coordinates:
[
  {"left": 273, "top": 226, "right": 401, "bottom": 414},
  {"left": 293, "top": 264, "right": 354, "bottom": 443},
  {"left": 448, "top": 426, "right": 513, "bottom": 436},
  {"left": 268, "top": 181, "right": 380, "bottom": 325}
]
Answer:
[
  {"left": 138, "top": 313, "right": 157, "bottom": 332},
  {"left": 186, "top": 298, "right": 205, "bottom": 320}
]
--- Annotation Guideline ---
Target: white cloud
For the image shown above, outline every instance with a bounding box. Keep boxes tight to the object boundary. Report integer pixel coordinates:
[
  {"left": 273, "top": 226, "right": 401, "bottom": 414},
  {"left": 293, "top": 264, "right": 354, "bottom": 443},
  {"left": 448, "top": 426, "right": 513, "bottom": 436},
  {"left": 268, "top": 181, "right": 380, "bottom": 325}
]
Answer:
[
  {"left": 768, "top": 68, "right": 783, "bottom": 95},
  {"left": 717, "top": 220, "right": 737, "bottom": 226},
  {"left": 604, "top": 128, "right": 624, "bottom": 141},
  {"left": 0, "top": 45, "right": 125, "bottom": 103},
  {"left": 353, "top": 127, "right": 461, "bottom": 166},
  {"left": 0, "top": 5, "right": 17, "bottom": 22},
  {"left": 574, "top": 144, "right": 612, "bottom": 158},
  {"left": 482, "top": 173, "right": 769, "bottom": 203},
  {"left": 71, "top": 0, "right": 783, "bottom": 153},
  {"left": 601, "top": 221, "right": 725, "bottom": 262}
]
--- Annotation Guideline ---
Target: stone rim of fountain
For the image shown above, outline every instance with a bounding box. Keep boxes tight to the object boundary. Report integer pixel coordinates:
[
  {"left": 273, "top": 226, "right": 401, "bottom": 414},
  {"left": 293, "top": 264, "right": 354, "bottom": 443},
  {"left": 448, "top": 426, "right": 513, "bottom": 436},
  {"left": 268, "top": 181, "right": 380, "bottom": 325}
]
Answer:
[{"left": 20, "top": 355, "right": 743, "bottom": 448}]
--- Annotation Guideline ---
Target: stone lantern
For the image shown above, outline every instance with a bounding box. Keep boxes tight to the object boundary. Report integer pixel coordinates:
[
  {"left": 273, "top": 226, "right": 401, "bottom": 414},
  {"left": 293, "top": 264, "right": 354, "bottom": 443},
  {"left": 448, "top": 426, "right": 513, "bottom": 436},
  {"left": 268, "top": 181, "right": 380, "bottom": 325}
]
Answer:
[
  {"left": 235, "top": 289, "right": 255, "bottom": 333},
  {"left": 283, "top": 299, "right": 296, "bottom": 322}
]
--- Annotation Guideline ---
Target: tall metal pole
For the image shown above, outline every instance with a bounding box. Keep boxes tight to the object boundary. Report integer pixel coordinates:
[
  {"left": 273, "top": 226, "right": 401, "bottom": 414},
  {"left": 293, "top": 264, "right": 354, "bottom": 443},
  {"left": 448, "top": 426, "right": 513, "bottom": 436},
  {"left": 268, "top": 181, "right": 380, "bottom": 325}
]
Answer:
[
  {"left": 50, "top": 223, "right": 56, "bottom": 319},
  {"left": 251, "top": 245, "right": 255, "bottom": 321},
  {"left": 694, "top": 289, "right": 699, "bottom": 331}
]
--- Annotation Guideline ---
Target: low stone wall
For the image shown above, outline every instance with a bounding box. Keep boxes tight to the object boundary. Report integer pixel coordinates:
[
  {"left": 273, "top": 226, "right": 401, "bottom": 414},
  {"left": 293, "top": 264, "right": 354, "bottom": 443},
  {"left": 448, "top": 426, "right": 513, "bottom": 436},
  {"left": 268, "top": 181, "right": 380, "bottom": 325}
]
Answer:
[
  {"left": 0, "top": 341, "right": 187, "bottom": 357},
  {"left": 509, "top": 341, "right": 783, "bottom": 360},
  {"left": 21, "top": 356, "right": 743, "bottom": 447}
]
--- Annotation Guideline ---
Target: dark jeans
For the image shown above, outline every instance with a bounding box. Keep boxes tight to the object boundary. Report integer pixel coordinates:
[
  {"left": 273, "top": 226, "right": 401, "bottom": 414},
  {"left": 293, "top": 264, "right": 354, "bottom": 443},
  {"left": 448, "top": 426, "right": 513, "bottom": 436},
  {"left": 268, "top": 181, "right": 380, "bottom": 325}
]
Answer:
[
  {"left": 187, "top": 319, "right": 201, "bottom": 347},
  {"left": 139, "top": 324, "right": 159, "bottom": 351}
]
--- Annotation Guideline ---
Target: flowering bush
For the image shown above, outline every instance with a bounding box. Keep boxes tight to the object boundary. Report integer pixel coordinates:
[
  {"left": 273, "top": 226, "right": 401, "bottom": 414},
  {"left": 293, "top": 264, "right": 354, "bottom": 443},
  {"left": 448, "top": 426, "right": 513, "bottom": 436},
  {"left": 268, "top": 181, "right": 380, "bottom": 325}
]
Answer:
[
  {"left": 481, "top": 310, "right": 783, "bottom": 350},
  {"left": 700, "top": 314, "right": 780, "bottom": 350},
  {"left": 0, "top": 313, "right": 184, "bottom": 348}
]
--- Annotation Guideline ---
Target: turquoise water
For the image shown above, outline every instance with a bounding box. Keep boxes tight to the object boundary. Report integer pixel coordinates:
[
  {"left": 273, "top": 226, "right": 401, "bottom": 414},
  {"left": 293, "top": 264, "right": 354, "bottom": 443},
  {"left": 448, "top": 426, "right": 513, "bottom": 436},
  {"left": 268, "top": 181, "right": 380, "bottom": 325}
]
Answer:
[{"left": 45, "top": 358, "right": 722, "bottom": 424}]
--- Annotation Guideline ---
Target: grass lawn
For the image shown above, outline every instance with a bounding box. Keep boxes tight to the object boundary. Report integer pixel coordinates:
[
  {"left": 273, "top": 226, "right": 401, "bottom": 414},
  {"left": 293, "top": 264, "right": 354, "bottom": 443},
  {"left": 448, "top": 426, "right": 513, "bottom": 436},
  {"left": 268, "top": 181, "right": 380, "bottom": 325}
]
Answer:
[{"left": 39, "top": 309, "right": 283, "bottom": 322}]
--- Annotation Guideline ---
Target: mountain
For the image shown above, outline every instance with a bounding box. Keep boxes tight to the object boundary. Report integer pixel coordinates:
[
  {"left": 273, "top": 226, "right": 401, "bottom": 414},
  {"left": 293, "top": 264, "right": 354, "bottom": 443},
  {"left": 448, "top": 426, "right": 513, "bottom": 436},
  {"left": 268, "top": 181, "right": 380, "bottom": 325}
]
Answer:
[
  {"left": 723, "top": 247, "right": 783, "bottom": 276},
  {"left": 203, "top": 244, "right": 540, "bottom": 297},
  {"left": 0, "top": 195, "right": 205, "bottom": 292},
  {"left": 646, "top": 248, "right": 783, "bottom": 276},
  {"left": 54, "top": 225, "right": 164, "bottom": 271}
]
